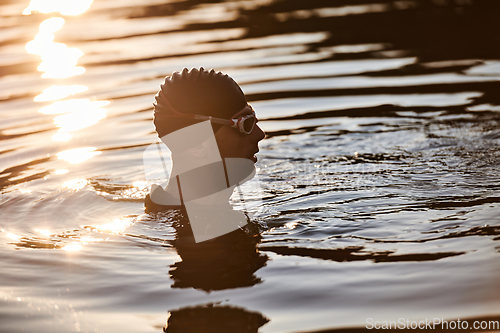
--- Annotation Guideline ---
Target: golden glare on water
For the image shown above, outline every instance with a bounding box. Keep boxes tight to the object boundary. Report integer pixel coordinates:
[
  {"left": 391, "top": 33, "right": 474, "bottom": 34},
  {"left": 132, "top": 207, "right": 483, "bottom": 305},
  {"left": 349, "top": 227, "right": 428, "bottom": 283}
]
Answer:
[
  {"left": 62, "top": 243, "right": 82, "bottom": 251},
  {"left": 94, "top": 218, "right": 135, "bottom": 235},
  {"left": 285, "top": 221, "right": 300, "bottom": 229},
  {"left": 34, "top": 85, "right": 88, "bottom": 102},
  {"left": 62, "top": 179, "right": 88, "bottom": 190},
  {"left": 52, "top": 132, "right": 72, "bottom": 141},
  {"left": 38, "top": 45, "right": 85, "bottom": 79},
  {"left": 53, "top": 108, "right": 106, "bottom": 132},
  {"left": 39, "top": 99, "right": 109, "bottom": 141},
  {"left": 23, "top": 0, "right": 93, "bottom": 16},
  {"left": 133, "top": 181, "right": 149, "bottom": 189},
  {"left": 25, "top": 4, "right": 105, "bottom": 142},
  {"left": 25, "top": 17, "right": 63, "bottom": 55},
  {"left": 7, "top": 233, "right": 21, "bottom": 241},
  {"left": 35, "top": 229, "right": 52, "bottom": 237},
  {"left": 118, "top": 181, "right": 149, "bottom": 199},
  {"left": 80, "top": 236, "right": 104, "bottom": 243},
  {"left": 26, "top": 17, "right": 85, "bottom": 79},
  {"left": 57, "top": 147, "right": 101, "bottom": 164},
  {"left": 39, "top": 99, "right": 109, "bottom": 114},
  {"left": 61, "top": 236, "right": 103, "bottom": 252}
]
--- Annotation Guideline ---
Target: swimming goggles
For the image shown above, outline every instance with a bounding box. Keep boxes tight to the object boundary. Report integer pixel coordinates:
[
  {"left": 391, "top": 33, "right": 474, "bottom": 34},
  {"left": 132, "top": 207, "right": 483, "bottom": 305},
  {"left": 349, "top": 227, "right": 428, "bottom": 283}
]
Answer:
[{"left": 155, "top": 89, "right": 257, "bottom": 135}]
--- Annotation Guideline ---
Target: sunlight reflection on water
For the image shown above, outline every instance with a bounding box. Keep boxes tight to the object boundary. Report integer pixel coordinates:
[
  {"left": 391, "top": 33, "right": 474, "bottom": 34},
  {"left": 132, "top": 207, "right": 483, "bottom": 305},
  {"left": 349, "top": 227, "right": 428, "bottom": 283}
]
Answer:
[
  {"left": 34, "top": 85, "right": 88, "bottom": 102},
  {"left": 93, "top": 217, "right": 135, "bottom": 235},
  {"left": 57, "top": 147, "right": 101, "bottom": 164},
  {"left": 24, "top": 0, "right": 108, "bottom": 143},
  {"left": 26, "top": 17, "right": 85, "bottom": 78},
  {"left": 39, "top": 98, "right": 109, "bottom": 141},
  {"left": 1, "top": 0, "right": 499, "bottom": 332},
  {"left": 62, "top": 178, "right": 88, "bottom": 190},
  {"left": 53, "top": 105, "right": 107, "bottom": 131},
  {"left": 61, "top": 242, "right": 82, "bottom": 251},
  {"left": 35, "top": 229, "right": 51, "bottom": 237},
  {"left": 23, "top": 0, "right": 94, "bottom": 16}
]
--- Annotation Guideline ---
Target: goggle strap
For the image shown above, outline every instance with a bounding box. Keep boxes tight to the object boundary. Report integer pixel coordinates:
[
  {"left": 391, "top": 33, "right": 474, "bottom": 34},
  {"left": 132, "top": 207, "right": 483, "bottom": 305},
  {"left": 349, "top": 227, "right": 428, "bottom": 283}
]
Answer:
[
  {"left": 155, "top": 88, "right": 251, "bottom": 131},
  {"left": 193, "top": 114, "right": 234, "bottom": 127}
]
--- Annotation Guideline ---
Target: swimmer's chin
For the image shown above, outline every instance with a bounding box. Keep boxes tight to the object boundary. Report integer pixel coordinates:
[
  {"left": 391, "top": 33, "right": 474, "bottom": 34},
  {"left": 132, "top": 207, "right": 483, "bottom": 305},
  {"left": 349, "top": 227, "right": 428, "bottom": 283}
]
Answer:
[{"left": 250, "top": 149, "right": 259, "bottom": 163}]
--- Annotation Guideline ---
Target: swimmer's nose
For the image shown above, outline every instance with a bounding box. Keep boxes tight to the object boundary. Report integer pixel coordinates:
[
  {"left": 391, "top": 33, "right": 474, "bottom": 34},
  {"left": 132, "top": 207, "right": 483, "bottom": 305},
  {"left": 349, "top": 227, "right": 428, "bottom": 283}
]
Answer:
[{"left": 253, "top": 124, "right": 266, "bottom": 142}]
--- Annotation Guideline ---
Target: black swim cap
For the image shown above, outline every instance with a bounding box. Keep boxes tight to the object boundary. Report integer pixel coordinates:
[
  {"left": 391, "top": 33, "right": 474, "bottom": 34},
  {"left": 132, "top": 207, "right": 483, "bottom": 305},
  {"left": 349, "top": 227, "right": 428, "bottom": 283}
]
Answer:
[{"left": 153, "top": 67, "right": 247, "bottom": 138}]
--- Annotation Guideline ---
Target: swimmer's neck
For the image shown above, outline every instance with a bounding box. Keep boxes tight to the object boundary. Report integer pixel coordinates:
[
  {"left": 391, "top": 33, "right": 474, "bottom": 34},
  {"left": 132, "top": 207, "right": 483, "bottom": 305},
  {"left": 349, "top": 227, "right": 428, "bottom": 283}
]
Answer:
[{"left": 164, "top": 161, "right": 233, "bottom": 204}]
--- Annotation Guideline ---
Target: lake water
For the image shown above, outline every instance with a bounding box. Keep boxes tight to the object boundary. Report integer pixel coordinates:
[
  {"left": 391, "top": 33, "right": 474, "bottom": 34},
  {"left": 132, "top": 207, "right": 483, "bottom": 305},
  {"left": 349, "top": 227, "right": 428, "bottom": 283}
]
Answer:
[{"left": 1, "top": 0, "right": 500, "bottom": 332}]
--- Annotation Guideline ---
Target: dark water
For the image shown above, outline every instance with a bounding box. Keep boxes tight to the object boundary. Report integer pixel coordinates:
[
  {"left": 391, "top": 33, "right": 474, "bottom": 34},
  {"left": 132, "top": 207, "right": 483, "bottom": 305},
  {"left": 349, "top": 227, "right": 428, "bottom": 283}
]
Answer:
[{"left": 1, "top": 0, "right": 500, "bottom": 332}]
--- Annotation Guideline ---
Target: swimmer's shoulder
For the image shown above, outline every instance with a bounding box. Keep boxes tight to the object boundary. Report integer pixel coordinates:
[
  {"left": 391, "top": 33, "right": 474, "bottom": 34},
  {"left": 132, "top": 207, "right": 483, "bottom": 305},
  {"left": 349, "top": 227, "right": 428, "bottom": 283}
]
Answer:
[{"left": 144, "top": 193, "right": 185, "bottom": 214}]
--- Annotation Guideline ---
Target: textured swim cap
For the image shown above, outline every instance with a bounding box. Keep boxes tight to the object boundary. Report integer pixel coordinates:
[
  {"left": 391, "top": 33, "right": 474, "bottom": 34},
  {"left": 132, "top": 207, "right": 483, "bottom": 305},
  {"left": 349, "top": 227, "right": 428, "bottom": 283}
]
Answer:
[{"left": 153, "top": 67, "right": 247, "bottom": 138}]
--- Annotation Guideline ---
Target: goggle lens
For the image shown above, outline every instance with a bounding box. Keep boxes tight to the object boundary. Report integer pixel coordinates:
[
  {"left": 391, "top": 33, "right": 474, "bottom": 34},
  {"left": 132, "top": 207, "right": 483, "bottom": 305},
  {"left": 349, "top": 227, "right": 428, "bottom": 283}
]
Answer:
[{"left": 242, "top": 115, "right": 256, "bottom": 134}]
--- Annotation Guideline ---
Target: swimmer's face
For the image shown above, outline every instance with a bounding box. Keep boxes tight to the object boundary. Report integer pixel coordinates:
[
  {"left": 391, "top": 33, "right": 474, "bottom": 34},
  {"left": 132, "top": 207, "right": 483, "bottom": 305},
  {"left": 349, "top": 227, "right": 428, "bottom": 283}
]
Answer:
[{"left": 214, "top": 107, "right": 265, "bottom": 163}]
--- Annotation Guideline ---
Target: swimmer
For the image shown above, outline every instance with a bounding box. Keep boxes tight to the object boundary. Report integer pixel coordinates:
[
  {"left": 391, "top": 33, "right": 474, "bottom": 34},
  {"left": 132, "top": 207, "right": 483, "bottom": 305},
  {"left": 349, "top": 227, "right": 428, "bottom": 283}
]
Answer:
[{"left": 145, "top": 67, "right": 266, "bottom": 243}]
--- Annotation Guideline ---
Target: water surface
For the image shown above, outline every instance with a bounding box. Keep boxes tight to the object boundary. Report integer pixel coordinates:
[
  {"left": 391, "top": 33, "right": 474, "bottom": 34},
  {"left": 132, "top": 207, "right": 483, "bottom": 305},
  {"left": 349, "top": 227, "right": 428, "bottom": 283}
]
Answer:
[{"left": 1, "top": 0, "right": 500, "bottom": 332}]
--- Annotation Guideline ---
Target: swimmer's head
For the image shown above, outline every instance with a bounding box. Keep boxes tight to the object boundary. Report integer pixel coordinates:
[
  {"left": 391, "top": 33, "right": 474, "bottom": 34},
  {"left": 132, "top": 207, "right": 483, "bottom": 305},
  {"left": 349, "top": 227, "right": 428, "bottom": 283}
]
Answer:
[
  {"left": 153, "top": 67, "right": 247, "bottom": 137},
  {"left": 153, "top": 68, "right": 265, "bottom": 162}
]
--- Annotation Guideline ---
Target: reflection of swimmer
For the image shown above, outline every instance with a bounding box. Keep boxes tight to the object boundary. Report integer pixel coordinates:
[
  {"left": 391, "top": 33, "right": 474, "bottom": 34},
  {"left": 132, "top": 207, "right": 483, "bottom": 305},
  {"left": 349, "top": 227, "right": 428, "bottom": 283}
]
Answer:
[
  {"left": 168, "top": 209, "right": 267, "bottom": 292},
  {"left": 163, "top": 303, "right": 269, "bottom": 333},
  {"left": 146, "top": 67, "right": 265, "bottom": 242},
  {"left": 145, "top": 68, "right": 267, "bottom": 290}
]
